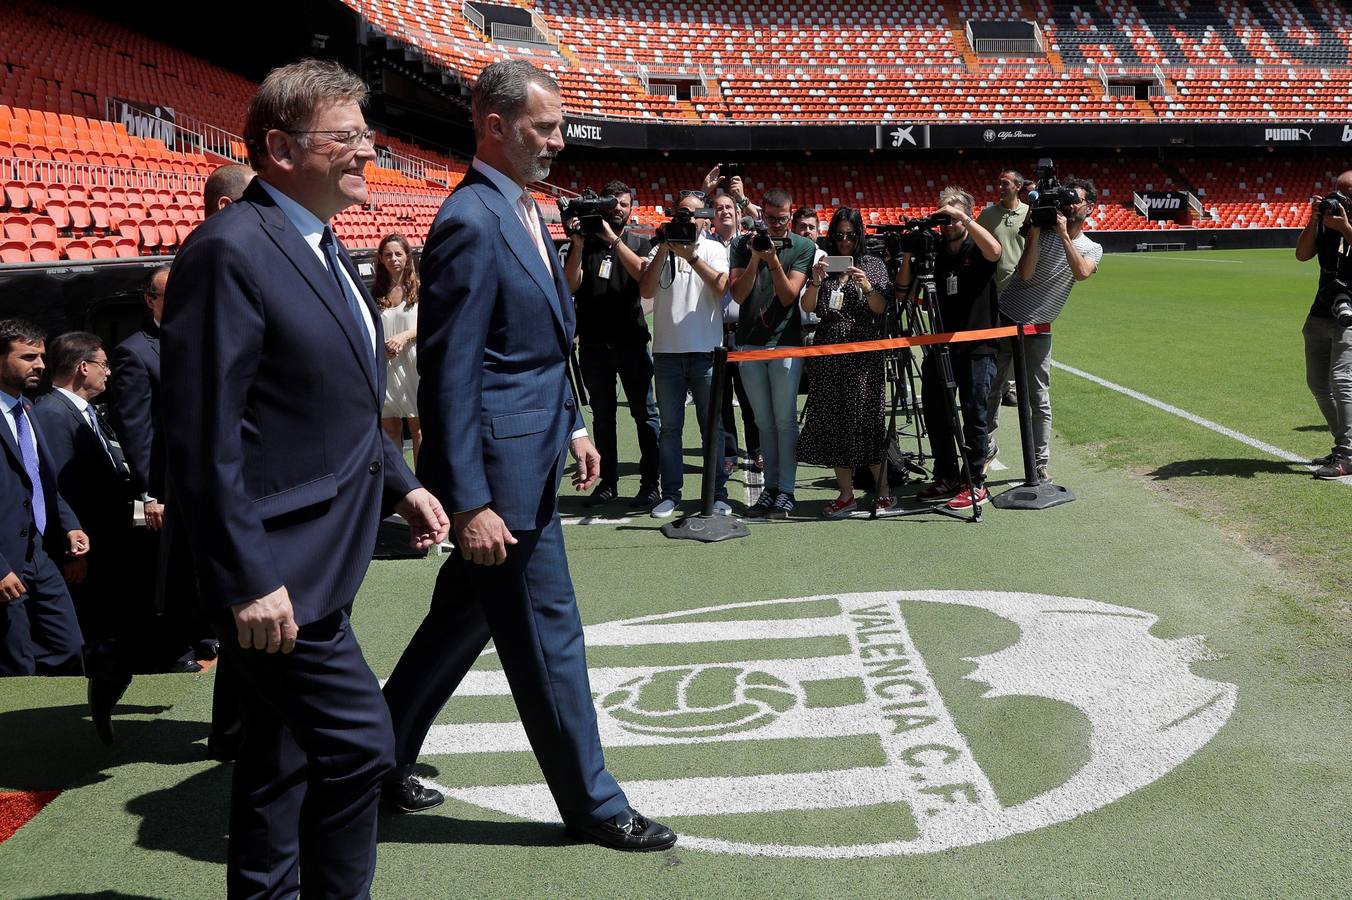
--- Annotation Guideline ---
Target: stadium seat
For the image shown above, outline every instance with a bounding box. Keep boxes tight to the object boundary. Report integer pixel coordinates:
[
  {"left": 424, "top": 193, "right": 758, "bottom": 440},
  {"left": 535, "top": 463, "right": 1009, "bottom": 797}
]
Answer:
[{"left": 0, "top": 240, "right": 29, "bottom": 263}]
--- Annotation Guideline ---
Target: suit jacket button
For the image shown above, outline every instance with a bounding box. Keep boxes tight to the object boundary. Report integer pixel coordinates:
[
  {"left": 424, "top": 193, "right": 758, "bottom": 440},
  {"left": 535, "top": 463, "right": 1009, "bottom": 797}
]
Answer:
[
  {"left": 22, "top": 499, "right": 30, "bottom": 509},
  {"left": 19, "top": 528, "right": 27, "bottom": 537},
  {"left": 369, "top": 461, "right": 382, "bottom": 474},
  {"left": 564, "top": 398, "right": 575, "bottom": 410}
]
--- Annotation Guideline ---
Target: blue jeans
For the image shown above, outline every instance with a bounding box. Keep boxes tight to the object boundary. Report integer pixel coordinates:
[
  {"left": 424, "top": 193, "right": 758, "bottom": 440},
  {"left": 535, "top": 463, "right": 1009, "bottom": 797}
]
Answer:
[
  {"left": 653, "top": 352, "right": 729, "bottom": 500},
  {"left": 736, "top": 347, "right": 804, "bottom": 493}
]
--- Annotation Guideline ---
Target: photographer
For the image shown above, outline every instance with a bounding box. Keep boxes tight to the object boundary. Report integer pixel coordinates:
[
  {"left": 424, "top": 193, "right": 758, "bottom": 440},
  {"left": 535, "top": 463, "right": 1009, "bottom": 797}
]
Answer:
[
  {"left": 1294, "top": 170, "right": 1352, "bottom": 479},
  {"left": 703, "top": 163, "right": 759, "bottom": 221},
  {"left": 729, "top": 188, "right": 817, "bottom": 518},
  {"left": 798, "top": 207, "right": 892, "bottom": 518},
  {"left": 564, "top": 180, "right": 661, "bottom": 507},
  {"left": 710, "top": 192, "right": 762, "bottom": 475},
  {"left": 897, "top": 189, "right": 1002, "bottom": 510},
  {"left": 985, "top": 177, "right": 1102, "bottom": 484},
  {"left": 638, "top": 193, "right": 732, "bottom": 516}
]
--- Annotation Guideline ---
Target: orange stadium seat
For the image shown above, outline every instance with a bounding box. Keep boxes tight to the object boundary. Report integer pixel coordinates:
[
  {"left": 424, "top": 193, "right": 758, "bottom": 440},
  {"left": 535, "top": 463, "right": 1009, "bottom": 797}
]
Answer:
[{"left": 0, "top": 240, "right": 29, "bottom": 263}]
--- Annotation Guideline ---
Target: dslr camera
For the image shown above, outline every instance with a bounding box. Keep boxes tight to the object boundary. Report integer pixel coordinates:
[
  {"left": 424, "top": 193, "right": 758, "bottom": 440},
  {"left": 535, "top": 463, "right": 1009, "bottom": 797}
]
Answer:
[
  {"left": 1323, "top": 278, "right": 1352, "bottom": 327},
  {"left": 1024, "top": 158, "right": 1081, "bottom": 233},
  {"left": 655, "top": 206, "right": 714, "bottom": 245},
  {"left": 1318, "top": 190, "right": 1352, "bottom": 219},
  {"left": 558, "top": 188, "right": 619, "bottom": 237},
  {"left": 742, "top": 216, "right": 789, "bottom": 253}
]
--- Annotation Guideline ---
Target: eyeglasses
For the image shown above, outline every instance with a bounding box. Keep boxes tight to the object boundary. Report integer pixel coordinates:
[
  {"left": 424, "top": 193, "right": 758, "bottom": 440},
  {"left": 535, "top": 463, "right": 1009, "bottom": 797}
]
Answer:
[
  {"left": 679, "top": 190, "right": 706, "bottom": 200},
  {"left": 85, "top": 358, "right": 112, "bottom": 371},
  {"left": 286, "top": 128, "right": 376, "bottom": 150},
  {"left": 835, "top": 232, "right": 859, "bottom": 242},
  {"left": 763, "top": 213, "right": 791, "bottom": 226}
]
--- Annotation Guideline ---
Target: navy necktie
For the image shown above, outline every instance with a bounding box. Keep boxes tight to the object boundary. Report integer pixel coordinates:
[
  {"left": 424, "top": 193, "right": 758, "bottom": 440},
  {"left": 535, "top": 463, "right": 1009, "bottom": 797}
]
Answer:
[
  {"left": 319, "top": 227, "right": 375, "bottom": 371},
  {"left": 13, "top": 403, "right": 47, "bottom": 535}
]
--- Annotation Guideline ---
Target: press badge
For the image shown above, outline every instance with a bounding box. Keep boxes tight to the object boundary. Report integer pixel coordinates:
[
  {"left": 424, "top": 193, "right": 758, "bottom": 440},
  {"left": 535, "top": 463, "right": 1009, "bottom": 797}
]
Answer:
[
  {"left": 598, "top": 257, "right": 613, "bottom": 279},
  {"left": 828, "top": 289, "right": 845, "bottom": 310},
  {"left": 946, "top": 273, "right": 959, "bottom": 295}
]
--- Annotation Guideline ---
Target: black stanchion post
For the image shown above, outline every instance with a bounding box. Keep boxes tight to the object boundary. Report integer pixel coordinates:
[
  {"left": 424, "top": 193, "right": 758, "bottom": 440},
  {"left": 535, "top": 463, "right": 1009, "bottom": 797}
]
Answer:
[
  {"left": 992, "top": 325, "right": 1075, "bottom": 510},
  {"left": 662, "top": 346, "right": 751, "bottom": 542}
]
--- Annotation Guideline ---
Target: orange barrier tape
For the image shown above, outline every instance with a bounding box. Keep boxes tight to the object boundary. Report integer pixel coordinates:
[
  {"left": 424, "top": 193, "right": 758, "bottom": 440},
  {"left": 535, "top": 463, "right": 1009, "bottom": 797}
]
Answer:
[{"left": 726, "top": 323, "right": 1051, "bottom": 362}]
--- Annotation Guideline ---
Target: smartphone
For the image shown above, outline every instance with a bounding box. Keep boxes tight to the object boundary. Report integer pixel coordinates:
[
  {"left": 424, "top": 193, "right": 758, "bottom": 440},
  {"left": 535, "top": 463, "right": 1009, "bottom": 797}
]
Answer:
[
  {"left": 824, "top": 256, "right": 853, "bottom": 274},
  {"left": 719, "top": 162, "right": 743, "bottom": 181}
]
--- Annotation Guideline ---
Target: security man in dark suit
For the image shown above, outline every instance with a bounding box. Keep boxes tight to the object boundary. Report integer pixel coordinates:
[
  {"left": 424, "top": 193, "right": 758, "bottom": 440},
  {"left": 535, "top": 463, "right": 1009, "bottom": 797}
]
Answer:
[
  {"left": 161, "top": 60, "right": 448, "bottom": 899},
  {"left": 0, "top": 319, "right": 120, "bottom": 743},
  {"left": 112, "top": 164, "right": 256, "bottom": 760},
  {"left": 31, "top": 331, "right": 140, "bottom": 739},
  {"left": 380, "top": 59, "right": 676, "bottom": 852}
]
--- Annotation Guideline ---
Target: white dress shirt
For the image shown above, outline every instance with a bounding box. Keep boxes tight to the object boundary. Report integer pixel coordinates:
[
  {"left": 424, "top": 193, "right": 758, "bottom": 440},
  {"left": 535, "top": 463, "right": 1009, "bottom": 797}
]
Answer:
[{"left": 256, "top": 179, "right": 378, "bottom": 360}]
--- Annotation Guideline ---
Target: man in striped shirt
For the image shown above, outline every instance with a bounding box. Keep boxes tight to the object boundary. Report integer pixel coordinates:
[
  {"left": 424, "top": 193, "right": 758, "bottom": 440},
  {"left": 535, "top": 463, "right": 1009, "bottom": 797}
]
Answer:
[{"left": 985, "top": 178, "right": 1103, "bottom": 484}]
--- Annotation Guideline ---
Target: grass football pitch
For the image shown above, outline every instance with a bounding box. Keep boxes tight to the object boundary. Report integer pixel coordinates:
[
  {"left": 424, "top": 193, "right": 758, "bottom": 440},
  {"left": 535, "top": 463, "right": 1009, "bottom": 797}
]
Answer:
[{"left": 1, "top": 248, "right": 1349, "bottom": 899}]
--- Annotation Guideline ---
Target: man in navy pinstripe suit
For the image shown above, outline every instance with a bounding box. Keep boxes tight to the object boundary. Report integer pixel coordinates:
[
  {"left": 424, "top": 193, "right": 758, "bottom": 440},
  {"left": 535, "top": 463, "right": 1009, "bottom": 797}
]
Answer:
[
  {"left": 162, "top": 60, "right": 449, "bottom": 898},
  {"left": 380, "top": 59, "right": 676, "bottom": 852}
]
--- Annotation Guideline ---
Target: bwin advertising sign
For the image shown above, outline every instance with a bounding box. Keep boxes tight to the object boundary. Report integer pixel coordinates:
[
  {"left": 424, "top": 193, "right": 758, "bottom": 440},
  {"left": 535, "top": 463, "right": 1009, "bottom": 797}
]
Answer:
[{"left": 416, "top": 591, "right": 1236, "bottom": 858}]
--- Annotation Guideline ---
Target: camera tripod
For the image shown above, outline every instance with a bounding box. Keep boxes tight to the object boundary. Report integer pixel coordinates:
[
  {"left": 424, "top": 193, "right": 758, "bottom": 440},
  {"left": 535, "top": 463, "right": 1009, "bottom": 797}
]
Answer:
[{"left": 875, "top": 240, "right": 983, "bottom": 523}]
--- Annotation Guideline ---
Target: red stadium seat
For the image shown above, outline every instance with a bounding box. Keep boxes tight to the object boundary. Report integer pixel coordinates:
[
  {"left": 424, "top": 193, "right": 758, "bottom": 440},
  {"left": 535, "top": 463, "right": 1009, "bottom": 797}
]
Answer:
[
  {"left": 157, "top": 221, "right": 177, "bottom": 249},
  {"left": 29, "top": 240, "right": 59, "bottom": 262},
  {"left": 63, "top": 238, "right": 93, "bottom": 260},
  {"left": 45, "top": 200, "right": 70, "bottom": 231},
  {"left": 90, "top": 238, "right": 117, "bottom": 260},
  {"left": 5, "top": 182, "right": 30, "bottom": 210},
  {"left": 30, "top": 217, "right": 57, "bottom": 243},
  {"left": 0, "top": 240, "right": 30, "bottom": 264},
  {"left": 68, "top": 199, "right": 92, "bottom": 231},
  {"left": 138, "top": 223, "right": 160, "bottom": 252},
  {"left": 113, "top": 237, "right": 139, "bottom": 259},
  {"left": 3, "top": 215, "right": 29, "bottom": 241}
]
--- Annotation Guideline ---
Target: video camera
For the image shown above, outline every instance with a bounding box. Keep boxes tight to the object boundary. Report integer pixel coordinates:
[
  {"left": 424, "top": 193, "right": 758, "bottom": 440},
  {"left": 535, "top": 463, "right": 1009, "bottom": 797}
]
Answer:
[
  {"left": 875, "top": 212, "right": 955, "bottom": 259},
  {"left": 1318, "top": 190, "right": 1352, "bottom": 219},
  {"left": 742, "top": 216, "right": 789, "bottom": 253},
  {"left": 558, "top": 188, "right": 619, "bottom": 237},
  {"left": 1023, "top": 158, "right": 1081, "bottom": 234},
  {"left": 656, "top": 206, "right": 715, "bottom": 244}
]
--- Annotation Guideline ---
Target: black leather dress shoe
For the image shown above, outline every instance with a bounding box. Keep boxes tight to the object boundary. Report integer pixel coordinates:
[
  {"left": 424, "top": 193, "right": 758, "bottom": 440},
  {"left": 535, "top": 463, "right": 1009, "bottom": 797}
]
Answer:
[
  {"left": 206, "top": 731, "right": 241, "bottom": 762},
  {"left": 88, "top": 671, "right": 132, "bottom": 745},
  {"left": 566, "top": 806, "right": 677, "bottom": 851},
  {"left": 382, "top": 766, "right": 444, "bottom": 813}
]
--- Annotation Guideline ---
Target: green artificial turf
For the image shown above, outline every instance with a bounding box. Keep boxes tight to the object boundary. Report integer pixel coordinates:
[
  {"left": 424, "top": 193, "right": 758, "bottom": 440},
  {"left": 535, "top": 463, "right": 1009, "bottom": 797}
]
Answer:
[{"left": 2, "top": 249, "right": 1350, "bottom": 899}]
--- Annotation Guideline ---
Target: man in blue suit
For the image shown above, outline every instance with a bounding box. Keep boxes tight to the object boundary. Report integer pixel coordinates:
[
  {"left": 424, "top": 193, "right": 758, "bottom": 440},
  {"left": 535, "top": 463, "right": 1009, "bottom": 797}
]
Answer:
[
  {"left": 381, "top": 59, "right": 676, "bottom": 852},
  {"left": 161, "top": 60, "right": 449, "bottom": 898},
  {"left": 0, "top": 320, "right": 120, "bottom": 740}
]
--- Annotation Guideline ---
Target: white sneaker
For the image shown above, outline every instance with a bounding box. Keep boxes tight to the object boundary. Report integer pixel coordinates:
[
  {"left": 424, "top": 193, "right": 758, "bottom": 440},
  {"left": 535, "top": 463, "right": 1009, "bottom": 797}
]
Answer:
[
  {"left": 650, "top": 498, "right": 679, "bottom": 518},
  {"left": 713, "top": 499, "right": 732, "bottom": 516}
]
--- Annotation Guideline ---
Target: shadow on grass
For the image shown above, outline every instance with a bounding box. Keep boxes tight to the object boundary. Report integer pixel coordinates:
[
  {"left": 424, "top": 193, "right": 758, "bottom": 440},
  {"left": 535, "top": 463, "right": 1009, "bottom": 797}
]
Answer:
[
  {"left": 378, "top": 811, "right": 569, "bottom": 848},
  {"left": 125, "top": 765, "right": 230, "bottom": 864},
  {"left": 1292, "top": 424, "right": 1329, "bottom": 433},
  {"left": 1148, "top": 458, "right": 1311, "bottom": 480},
  {"left": 27, "top": 893, "right": 167, "bottom": 899},
  {"left": 27, "top": 886, "right": 166, "bottom": 891},
  {"left": 0, "top": 703, "right": 199, "bottom": 792}
]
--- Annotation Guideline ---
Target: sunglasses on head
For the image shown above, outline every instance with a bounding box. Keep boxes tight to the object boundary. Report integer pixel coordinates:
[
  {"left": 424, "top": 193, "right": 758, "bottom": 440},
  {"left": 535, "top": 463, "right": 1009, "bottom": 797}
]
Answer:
[{"left": 679, "top": 190, "right": 706, "bottom": 199}]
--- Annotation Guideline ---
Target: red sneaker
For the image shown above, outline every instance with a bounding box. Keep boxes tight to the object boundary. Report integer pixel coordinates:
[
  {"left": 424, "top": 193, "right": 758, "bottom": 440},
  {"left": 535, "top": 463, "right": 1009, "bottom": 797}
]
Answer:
[
  {"left": 946, "top": 485, "right": 990, "bottom": 510},
  {"left": 873, "top": 495, "right": 898, "bottom": 514},
  {"left": 917, "top": 479, "right": 959, "bottom": 502}
]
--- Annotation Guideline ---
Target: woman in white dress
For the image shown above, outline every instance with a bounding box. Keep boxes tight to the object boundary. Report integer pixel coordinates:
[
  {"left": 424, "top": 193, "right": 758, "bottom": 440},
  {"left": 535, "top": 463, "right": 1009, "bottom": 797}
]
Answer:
[{"left": 375, "top": 233, "right": 422, "bottom": 462}]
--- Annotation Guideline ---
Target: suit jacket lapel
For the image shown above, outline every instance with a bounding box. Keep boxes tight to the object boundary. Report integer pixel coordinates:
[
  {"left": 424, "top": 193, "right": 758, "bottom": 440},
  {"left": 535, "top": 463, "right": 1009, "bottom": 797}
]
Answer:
[
  {"left": 52, "top": 391, "right": 118, "bottom": 477},
  {"left": 248, "top": 183, "right": 380, "bottom": 402},
  {"left": 0, "top": 403, "right": 23, "bottom": 482},
  {"left": 464, "top": 171, "right": 567, "bottom": 337}
]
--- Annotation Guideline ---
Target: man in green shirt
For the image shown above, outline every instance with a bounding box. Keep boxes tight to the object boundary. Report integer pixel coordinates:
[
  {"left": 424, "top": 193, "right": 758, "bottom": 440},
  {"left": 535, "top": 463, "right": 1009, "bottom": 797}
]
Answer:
[
  {"left": 976, "top": 169, "right": 1029, "bottom": 411},
  {"left": 728, "top": 188, "right": 816, "bottom": 518}
]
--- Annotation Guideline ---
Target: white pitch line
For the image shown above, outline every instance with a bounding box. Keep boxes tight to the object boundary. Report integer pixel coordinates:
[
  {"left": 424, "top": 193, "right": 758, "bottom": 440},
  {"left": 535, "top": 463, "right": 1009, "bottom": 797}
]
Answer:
[{"left": 1052, "top": 361, "right": 1352, "bottom": 487}]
